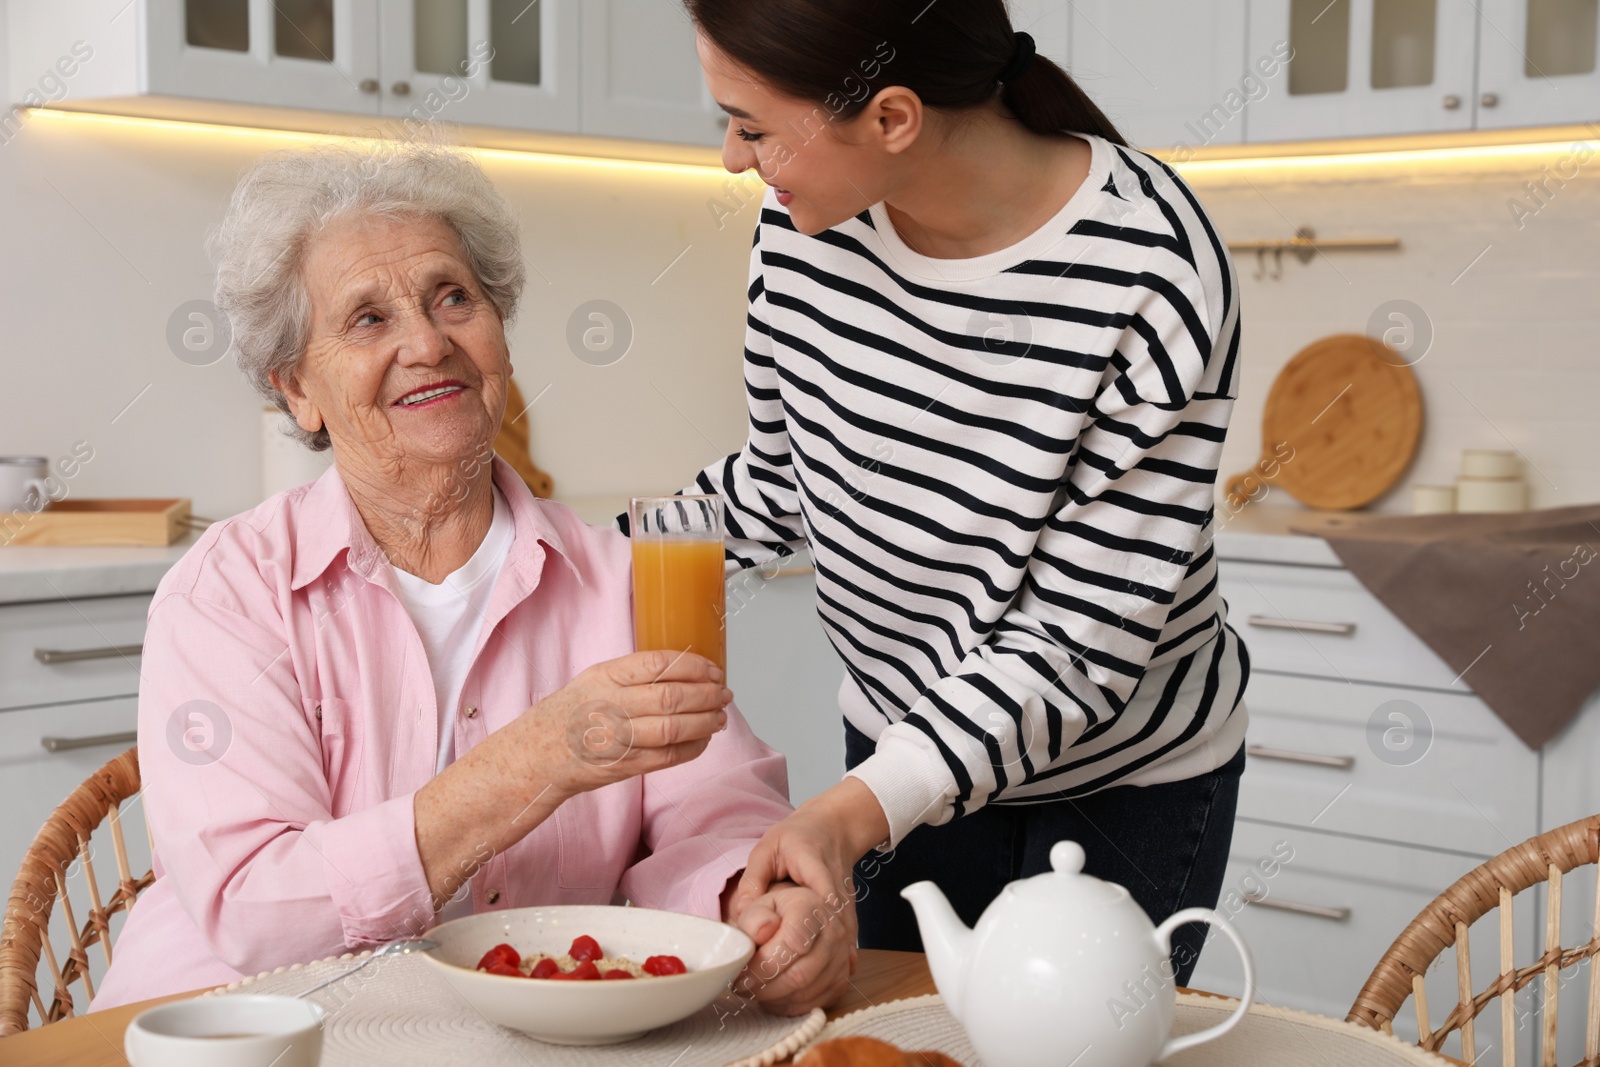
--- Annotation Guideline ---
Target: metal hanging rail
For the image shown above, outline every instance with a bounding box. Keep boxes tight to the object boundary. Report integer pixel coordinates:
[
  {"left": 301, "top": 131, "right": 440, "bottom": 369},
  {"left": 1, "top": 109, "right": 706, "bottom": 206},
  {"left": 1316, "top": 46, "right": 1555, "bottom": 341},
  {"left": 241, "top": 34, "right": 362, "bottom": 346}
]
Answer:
[{"left": 1227, "top": 226, "right": 1402, "bottom": 280}]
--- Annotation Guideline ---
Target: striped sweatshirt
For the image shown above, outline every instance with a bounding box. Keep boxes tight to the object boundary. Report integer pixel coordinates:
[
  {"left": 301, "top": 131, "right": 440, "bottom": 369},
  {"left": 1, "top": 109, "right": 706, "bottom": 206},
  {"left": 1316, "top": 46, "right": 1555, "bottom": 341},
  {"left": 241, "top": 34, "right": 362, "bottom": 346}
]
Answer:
[{"left": 685, "top": 134, "right": 1250, "bottom": 848}]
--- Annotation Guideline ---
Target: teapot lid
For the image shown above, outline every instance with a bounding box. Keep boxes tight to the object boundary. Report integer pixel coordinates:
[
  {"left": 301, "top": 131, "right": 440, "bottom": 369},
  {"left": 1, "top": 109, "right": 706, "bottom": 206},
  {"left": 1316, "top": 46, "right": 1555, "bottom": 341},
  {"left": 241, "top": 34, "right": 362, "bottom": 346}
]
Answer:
[{"left": 1007, "top": 842, "right": 1128, "bottom": 909}]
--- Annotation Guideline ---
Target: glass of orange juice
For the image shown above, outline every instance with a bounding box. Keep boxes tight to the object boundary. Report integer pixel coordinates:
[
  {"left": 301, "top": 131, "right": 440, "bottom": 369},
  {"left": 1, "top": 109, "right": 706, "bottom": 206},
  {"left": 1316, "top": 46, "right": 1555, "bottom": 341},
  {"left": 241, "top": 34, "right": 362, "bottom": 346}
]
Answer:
[{"left": 629, "top": 495, "right": 726, "bottom": 674}]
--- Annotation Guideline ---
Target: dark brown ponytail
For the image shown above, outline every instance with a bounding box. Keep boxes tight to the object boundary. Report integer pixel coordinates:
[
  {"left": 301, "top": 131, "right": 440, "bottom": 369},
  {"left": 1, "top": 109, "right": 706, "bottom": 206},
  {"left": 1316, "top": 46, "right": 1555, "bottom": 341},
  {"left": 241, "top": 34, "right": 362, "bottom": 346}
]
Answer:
[{"left": 685, "top": 0, "right": 1126, "bottom": 146}]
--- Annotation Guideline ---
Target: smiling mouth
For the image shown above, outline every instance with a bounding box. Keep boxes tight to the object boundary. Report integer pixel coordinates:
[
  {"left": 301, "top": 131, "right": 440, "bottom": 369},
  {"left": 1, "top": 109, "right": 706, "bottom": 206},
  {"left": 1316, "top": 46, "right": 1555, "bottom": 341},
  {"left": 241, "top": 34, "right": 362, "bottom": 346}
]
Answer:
[{"left": 394, "top": 381, "right": 467, "bottom": 407}]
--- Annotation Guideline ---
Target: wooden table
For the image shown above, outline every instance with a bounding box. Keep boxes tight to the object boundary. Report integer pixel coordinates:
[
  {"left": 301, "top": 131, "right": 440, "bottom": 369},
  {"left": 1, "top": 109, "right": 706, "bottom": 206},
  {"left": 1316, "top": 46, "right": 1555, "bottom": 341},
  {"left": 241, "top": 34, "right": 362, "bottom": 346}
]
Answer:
[{"left": 0, "top": 948, "right": 939, "bottom": 1067}]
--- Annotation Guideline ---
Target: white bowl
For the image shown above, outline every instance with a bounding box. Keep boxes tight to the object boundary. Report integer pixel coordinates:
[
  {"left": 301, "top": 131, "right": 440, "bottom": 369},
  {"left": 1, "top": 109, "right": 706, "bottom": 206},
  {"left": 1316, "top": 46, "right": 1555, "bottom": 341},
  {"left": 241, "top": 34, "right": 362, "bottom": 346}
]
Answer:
[{"left": 422, "top": 905, "right": 755, "bottom": 1045}]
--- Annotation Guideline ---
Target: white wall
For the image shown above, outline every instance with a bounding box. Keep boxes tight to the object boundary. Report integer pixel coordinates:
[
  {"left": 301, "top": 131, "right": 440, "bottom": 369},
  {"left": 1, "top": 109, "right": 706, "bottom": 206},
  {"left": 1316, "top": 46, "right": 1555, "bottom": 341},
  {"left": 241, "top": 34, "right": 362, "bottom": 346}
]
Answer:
[
  {"left": 0, "top": 68, "right": 761, "bottom": 520},
  {"left": 1190, "top": 147, "right": 1600, "bottom": 514}
]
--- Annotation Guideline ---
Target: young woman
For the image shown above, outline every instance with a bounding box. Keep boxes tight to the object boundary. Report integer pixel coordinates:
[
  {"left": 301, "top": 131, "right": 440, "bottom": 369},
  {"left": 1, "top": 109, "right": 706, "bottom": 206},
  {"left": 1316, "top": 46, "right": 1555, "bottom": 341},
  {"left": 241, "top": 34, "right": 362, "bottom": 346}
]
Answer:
[{"left": 671, "top": 0, "right": 1250, "bottom": 985}]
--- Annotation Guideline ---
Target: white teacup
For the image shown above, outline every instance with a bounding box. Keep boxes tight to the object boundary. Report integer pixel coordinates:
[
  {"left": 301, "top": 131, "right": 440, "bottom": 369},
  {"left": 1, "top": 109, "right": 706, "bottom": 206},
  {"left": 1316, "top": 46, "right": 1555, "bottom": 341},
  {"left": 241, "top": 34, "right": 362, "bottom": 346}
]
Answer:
[
  {"left": 124, "top": 995, "right": 324, "bottom": 1067},
  {"left": 0, "top": 456, "right": 51, "bottom": 513}
]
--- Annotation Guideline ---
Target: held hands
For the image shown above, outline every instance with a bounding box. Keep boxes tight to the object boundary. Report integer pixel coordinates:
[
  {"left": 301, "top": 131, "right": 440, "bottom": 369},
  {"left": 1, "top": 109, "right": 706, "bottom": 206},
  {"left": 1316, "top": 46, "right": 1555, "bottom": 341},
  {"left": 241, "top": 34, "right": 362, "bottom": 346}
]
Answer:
[
  {"left": 505, "top": 650, "right": 731, "bottom": 803},
  {"left": 726, "top": 880, "right": 855, "bottom": 1016},
  {"left": 731, "top": 778, "right": 893, "bottom": 965}
]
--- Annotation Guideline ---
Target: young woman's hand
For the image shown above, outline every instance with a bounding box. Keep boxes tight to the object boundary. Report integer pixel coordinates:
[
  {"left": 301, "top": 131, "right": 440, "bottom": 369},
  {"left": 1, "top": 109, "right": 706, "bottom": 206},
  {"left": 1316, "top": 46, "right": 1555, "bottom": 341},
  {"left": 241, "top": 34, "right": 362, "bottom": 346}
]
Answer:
[
  {"left": 727, "top": 881, "right": 854, "bottom": 1015},
  {"left": 732, "top": 778, "right": 891, "bottom": 957}
]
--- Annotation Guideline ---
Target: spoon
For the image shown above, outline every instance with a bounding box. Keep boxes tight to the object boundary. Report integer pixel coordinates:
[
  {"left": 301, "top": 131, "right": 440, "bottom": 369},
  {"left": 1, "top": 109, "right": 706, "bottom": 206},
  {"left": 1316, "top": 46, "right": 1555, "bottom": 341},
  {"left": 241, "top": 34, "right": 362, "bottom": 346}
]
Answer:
[{"left": 296, "top": 939, "right": 439, "bottom": 1000}]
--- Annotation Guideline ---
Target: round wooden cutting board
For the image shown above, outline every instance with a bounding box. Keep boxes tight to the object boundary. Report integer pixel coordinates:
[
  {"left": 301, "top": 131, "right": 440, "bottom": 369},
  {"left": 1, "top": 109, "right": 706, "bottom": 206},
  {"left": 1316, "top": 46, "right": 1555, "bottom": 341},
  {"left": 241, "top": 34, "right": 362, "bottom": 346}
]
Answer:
[{"left": 1225, "top": 334, "right": 1423, "bottom": 511}]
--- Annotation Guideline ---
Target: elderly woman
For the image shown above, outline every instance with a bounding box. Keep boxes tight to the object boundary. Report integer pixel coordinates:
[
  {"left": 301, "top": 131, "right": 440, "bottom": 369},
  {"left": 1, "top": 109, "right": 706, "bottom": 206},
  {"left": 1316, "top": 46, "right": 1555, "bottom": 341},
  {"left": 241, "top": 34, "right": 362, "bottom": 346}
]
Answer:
[{"left": 91, "top": 143, "right": 851, "bottom": 1014}]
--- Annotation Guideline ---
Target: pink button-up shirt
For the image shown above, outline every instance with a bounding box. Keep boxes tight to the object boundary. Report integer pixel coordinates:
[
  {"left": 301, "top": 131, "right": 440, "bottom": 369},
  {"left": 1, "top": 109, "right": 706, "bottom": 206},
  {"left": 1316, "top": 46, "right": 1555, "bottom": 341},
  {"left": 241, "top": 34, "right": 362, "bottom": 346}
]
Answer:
[{"left": 91, "top": 458, "right": 790, "bottom": 1009}]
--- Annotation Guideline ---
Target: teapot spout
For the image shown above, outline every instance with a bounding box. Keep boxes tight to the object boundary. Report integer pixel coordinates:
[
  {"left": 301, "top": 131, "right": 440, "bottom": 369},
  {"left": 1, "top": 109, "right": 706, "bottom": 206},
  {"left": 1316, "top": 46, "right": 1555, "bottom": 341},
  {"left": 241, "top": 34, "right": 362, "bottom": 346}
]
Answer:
[{"left": 901, "top": 881, "right": 972, "bottom": 1014}]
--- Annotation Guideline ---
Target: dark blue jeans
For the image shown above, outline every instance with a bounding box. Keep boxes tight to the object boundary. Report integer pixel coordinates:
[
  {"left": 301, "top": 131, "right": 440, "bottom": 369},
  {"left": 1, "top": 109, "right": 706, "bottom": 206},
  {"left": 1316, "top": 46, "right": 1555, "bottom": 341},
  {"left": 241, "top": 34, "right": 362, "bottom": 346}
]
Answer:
[{"left": 845, "top": 721, "right": 1245, "bottom": 986}]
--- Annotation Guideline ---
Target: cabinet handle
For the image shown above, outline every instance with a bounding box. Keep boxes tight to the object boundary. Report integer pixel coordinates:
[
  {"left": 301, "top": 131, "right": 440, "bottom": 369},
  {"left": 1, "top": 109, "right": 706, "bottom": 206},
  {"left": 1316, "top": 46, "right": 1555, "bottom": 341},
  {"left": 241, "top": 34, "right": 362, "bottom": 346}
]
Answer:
[
  {"left": 1247, "top": 745, "right": 1355, "bottom": 770},
  {"left": 1443, "top": 94, "right": 1462, "bottom": 110},
  {"left": 769, "top": 564, "right": 815, "bottom": 578},
  {"left": 358, "top": 78, "right": 380, "bottom": 94},
  {"left": 1244, "top": 890, "right": 1350, "bottom": 923},
  {"left": 1245, "top": 614, "right": 1356, "bottom": 636},
  {"left": 1480, "top": 92, "right": 1500, "bottom": 109},
  {"left": 34, "top": 644, "right": 143, "bottom": 665},
  {"left": 40, "top": 731, "right": 138, "bottom": 753},
  {"left": 391, "top": 81, "right": 411, "bottom": 97}
]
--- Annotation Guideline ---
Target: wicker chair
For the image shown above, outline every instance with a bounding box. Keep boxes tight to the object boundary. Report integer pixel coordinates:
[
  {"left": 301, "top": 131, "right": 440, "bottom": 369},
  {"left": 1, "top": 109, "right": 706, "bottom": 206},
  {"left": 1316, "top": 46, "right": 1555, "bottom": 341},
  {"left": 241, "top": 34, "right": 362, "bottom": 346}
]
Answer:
[
  {"left": 1348, "top": 814, "right": 1600, "bottom": 1067},
  {"left": 0, "top": 747, "right": 152, "bottom": 1037}
]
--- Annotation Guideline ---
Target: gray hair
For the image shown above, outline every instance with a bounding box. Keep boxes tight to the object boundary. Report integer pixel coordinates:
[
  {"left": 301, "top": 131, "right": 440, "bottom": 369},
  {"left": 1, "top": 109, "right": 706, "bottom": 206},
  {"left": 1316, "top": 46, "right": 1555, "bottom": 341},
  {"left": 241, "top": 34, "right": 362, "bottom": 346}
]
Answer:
[{"left": 212, "top": 141, "right": 525, "bottom": 451}]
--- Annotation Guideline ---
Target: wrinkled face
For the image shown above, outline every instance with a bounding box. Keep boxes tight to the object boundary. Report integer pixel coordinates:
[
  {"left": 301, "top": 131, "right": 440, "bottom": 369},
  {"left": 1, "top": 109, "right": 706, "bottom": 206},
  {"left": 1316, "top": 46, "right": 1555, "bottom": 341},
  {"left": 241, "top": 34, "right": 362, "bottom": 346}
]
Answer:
[
  {"left": 698, "top": 31, "right": 900, "bottom": 235},
  {"left": 280, "top": 213, "right": 509, "bottom": 475}
]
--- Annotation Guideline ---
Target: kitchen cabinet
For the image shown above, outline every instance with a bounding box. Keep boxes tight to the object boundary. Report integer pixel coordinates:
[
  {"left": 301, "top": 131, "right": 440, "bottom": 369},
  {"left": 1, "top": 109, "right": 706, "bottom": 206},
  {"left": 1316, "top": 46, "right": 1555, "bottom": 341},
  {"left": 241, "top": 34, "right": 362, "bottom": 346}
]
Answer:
[
  {"left": 0, "top": 594, "right": 148, "bottom": 713},
  {"left": 9, "top": 0, "right": 1598, "bottom": 151},
  {"left": 1542, "top": 689, "right": 1600, "bottom": 833},
  {"left": 1194, "top": 521, "right": 1590, "bottom": 1063},
  {"left": 1477, "top": 0, "right": 1600, "bottom": 129},
  {"left": 0, "top": 591, "right": 148, "bottom": 978},
  {"left": 1066, "top": 0, "right": 1252, "bottom": 151},
  {"left": 1245, "top": 0, "right": 1479, "bottom": 141},
  {"left": 8, "top": 0, "right": 382, "bottom": 117},
  {"left": 11, "top": 0, "right": 390, "bottom": 116},
  {"left": 7, "top": 0, "right": 582, "bottom": 135},
  {"left": 1193, "top": 821, "right": 1537, "bottom": 1062},
  {"left": 376, "top": 0, "right": 580, "bottom": 133},
  {"left": 1236, "top": 673, "right": 1538, "bottom": 857},
  {"left": 579, "top": 0, "right": 724, "bottom": 147},
  {"left": 1221, "top": 560, "right": 1463, "bottom": 690},
  {"left": 723, "top": 560, "right": 845, "bottom": 806},
  {"left": 1059, "top": 0, "right": 1600, "bottom": 147}
]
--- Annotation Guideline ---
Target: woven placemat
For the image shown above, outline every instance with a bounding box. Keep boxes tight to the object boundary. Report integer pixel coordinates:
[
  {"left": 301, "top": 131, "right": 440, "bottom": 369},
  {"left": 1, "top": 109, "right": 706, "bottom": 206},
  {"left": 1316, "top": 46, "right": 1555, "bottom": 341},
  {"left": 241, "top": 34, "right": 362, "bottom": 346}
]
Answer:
[
  {"left": 206, "top": 949, "right": 824, "bottom": 1067},
  {"left": 807, "top": 993, "right": 1454, "bottom": 1066}
]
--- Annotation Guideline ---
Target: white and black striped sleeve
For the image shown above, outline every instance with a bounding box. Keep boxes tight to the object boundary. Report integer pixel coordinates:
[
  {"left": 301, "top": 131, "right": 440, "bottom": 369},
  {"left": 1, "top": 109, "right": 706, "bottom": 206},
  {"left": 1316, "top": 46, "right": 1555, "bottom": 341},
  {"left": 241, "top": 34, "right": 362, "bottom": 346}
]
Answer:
[
  {"left": 689, "top": 228, "right": 809, "bottom": 571},
  {"left": 846, "top": 246, "right": 1241, "bottom": 845}
]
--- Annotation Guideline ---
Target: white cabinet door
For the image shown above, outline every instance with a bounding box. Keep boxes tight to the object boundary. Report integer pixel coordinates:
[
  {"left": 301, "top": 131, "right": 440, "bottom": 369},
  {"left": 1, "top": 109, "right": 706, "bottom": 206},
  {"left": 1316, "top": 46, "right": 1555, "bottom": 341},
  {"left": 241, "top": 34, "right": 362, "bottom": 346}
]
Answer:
[
  {"left": 1218, "top": 561, "right": 1463, "bottom": 691},
  {"left": 579, "top": 0, "right": 723, "bottom": 147},
  {"left": 145, "top": 0, "right": 382, "bottom": 113},
  {"left": 1067, "top": 0, "right": 1251, "bottom": 150},
  {"left": 1477, "top": 0, "right": 1600, "bottom": 128},
  {"left": 0, "top": 595, "right": 149, "bottom": 713},
  {"left": 377, "top": 0, "right": 580, "bottom": 133},
  {"left": 1540, "top": 688, "right": 1600, "bottom": 832},
  {"left": 724, "top": 563, "right": 845, "bottom": 806},
  {"left": 1246, "top": 0, "right": 1477, "bottom": 140},
  {"left": 1237, "top": 673, "right": 1539, "bottom": 857},
  {"left": 1189, "top": 822, "right": 1537, "bottom": 1062}
]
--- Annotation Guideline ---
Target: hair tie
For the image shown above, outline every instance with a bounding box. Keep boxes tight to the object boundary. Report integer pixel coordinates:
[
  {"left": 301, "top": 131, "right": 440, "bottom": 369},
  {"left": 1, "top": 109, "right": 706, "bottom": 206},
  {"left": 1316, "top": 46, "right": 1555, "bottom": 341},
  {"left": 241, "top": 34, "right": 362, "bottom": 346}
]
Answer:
[{"left": 998, "top": 31, "right": 1036, "bottom": 84}]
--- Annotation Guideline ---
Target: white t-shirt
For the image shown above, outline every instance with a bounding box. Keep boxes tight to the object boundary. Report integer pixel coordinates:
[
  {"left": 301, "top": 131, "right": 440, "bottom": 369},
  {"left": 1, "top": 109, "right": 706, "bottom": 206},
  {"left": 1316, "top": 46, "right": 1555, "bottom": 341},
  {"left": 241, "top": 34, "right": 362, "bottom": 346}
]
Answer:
[
  {"left": 390, "top": 487, "right": 515, "bottom": 923},
  {"left": 390, "top": 486, "right": 515, "bottom": 776}
]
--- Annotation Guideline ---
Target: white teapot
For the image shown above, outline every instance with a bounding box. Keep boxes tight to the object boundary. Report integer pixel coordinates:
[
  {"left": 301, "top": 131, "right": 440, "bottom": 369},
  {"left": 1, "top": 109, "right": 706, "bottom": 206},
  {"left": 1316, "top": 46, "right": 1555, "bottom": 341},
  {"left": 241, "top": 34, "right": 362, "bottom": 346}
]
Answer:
[{"left": 901, "top": 841, "right": 1254, "bottom": 1067}]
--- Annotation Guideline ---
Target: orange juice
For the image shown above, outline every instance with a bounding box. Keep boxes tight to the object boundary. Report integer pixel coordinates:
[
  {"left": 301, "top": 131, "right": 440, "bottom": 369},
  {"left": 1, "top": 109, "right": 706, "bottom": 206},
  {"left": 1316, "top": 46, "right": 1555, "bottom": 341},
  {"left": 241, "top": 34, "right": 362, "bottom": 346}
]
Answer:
[{"left": 631, "top": 538, "right": 727, "bottom": 673}]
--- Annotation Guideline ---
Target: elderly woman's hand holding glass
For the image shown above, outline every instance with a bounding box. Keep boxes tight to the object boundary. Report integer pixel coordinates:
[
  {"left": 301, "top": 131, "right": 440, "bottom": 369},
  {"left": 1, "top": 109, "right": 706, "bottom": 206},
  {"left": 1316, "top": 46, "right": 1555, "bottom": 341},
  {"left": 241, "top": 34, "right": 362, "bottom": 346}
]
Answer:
[{"left": 89, "top": 143, "right": 852, "bottom": 1017}]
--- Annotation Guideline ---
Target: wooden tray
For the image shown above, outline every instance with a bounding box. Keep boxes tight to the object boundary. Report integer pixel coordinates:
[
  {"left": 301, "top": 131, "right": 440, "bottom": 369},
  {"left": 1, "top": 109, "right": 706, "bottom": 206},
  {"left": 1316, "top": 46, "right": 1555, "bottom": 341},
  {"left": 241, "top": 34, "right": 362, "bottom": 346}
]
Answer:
[
  {"left": 0, "top": 499, "right": 191, "bottom": 547},
  {"left": 1226, "top": 334, "right": 1423, "bottom": 511}
]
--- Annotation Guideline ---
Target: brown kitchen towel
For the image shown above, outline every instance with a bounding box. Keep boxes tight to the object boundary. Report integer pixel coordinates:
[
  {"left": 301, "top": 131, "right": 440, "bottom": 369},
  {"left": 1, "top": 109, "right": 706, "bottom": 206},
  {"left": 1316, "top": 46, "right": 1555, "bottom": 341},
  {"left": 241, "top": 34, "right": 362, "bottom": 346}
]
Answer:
[{"left": 1288, "top": 503, "right": 1600, "bottom": 749}]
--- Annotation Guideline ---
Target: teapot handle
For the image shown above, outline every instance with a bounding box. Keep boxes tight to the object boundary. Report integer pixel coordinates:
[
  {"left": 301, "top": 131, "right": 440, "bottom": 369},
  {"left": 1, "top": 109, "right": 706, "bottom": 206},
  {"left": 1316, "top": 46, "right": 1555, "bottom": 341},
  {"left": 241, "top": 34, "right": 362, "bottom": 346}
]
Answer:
[{"left": 1154, "top": 907, "right": 1255, "bottom": 1061}]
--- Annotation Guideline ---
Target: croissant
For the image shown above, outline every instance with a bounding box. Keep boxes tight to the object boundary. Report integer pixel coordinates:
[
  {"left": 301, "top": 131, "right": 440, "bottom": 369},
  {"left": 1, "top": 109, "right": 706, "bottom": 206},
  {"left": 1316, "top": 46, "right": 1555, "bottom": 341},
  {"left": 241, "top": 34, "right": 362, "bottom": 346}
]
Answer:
[{"left": 796, "top": 1035, "right": 966, "bottom": 1067}]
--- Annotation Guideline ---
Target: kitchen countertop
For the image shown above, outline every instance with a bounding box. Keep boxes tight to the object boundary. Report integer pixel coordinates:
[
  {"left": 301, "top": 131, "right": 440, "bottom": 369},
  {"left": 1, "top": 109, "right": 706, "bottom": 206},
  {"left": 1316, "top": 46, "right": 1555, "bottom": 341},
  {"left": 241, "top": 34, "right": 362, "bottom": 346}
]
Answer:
[
  {"left": 0, "top": 498, "right": 1373, "bottom": 606},
  {"left": 1211, "top": 502, "right": 1366, "bottom": 568},
  {"left": 0, "top": 535, "right": 204, "bottom": 606}
]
